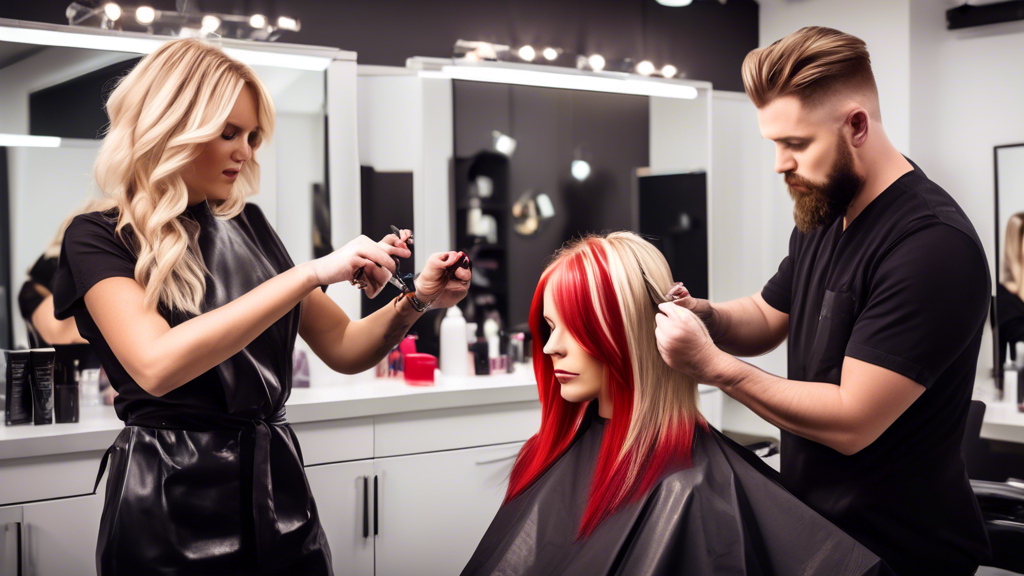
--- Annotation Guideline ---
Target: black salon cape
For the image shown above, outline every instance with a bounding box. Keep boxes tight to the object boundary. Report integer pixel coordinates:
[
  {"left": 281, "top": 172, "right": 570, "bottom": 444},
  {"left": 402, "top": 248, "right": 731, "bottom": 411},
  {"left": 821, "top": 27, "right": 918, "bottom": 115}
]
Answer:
[
  {"left": 463, "top": 404, "right": 892, "bottom": 576},
  {"left": 53, "top": 201, "right": 332, "bottom": 576}
]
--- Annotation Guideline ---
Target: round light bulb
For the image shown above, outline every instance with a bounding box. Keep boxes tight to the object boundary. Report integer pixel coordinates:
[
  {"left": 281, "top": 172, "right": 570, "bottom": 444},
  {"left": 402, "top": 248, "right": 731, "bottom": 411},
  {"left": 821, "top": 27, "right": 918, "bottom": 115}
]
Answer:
[
  {"left": 201, "top": 15, "right": 220, "bottom": 33},
  {"left": 662, "top": 64, "right": 678, "bottom": 78},
  {"left": 543, "top": 47, "right": 558, "bottom": 61},
  {"left": 636, "top": 60, "right": 655, "bottom": 76},
  {"left": 277, "top": 16, "right": 300, "bottom": 31},
  {"left": 135, "top": 6, "right": 155, "bottom": 24},
  {"left": 249, "top": 14, "right": 267, "bottom": 28},
  {"left": 495, "top": 134, "right": 517, "bottom": 156},
  {"left": 518, "top": 45, "right": 536, "bottom": 62},
  {"left": 103, "top": 2, "right": 122, "bottom": 21},
  {"left": 571, "top": 160, "right": 591, "bottom": 181},
  {"left": 588, "top": 54, "right": 605, "bottom": 72},
  {"left": 656, "top": 0, "right": 694, "bottom": 6}
]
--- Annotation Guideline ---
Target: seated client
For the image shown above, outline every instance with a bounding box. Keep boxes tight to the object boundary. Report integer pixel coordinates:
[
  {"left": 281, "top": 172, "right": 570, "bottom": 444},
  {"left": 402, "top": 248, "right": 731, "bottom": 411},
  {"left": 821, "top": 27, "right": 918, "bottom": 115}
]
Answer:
[{"left": 462, "top": 231, "right": 893, "bottom": 576}]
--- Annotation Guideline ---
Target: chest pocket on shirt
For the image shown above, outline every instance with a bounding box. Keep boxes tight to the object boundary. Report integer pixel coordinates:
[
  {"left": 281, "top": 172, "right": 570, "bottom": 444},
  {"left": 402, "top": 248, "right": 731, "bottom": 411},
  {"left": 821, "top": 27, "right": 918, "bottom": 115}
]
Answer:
[{"left": 807, "top": 289, "right": 857, "bottom": 384}]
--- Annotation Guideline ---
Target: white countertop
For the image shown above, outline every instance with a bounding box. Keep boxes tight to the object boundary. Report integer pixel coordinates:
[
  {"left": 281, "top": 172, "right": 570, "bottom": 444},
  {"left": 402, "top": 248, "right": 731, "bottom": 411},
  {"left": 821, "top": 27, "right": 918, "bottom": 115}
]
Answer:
[
  {"left": 0, "top": 371, "right": 720, "bottom": 461},
  {"left": 0, "top": 372, "right": 537, "bottom": 461},
  {"left": 979, "top": 401, "right": 1024, "bottom": 444}
]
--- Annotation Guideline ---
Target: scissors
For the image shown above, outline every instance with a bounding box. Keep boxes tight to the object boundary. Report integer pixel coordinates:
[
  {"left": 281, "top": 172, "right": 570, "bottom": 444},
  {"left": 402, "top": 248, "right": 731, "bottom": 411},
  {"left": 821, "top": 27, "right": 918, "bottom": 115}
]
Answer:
[{"left": 352, "top": 226, "right": 471, "bottom": 302}]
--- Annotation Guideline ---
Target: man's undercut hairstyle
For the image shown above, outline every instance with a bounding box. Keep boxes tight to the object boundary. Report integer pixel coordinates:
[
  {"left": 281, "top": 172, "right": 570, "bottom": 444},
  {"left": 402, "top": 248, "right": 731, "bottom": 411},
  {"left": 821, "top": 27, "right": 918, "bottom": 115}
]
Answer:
[{"left": 742, "top": 26, "right": 878, "bottom": 116}]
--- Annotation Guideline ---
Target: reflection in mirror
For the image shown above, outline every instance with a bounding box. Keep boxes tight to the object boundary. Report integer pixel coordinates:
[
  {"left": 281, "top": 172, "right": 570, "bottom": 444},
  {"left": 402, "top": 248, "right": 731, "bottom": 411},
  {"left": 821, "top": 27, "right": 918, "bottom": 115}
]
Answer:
[
  {"left": 451, "top": 79, "right": 710, "bottom": 333},
  {"left": 0, "top": 40, "right": 327, "bottom": 350},
  {"left": 995, "top": 143, "right": 1024, "bottom": 399}
]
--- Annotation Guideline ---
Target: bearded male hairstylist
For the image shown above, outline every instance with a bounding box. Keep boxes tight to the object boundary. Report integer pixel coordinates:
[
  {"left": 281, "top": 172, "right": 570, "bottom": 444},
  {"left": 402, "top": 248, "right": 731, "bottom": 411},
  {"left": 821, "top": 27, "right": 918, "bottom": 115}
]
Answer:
[{"left": 654, "top": 26, "right": 992, "bottom": 576}]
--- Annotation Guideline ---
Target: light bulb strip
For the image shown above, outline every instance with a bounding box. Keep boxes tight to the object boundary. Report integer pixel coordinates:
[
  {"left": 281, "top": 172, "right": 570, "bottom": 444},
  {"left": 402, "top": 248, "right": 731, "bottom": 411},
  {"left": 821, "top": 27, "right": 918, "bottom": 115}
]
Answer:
[
  {"left": 0, "top": 22, "right": 334, "bottom": 71},
  {"left": 0, "top": 134, "right": 62, "bottom": 148},
  {"left": 434, "top": 64, "right": 699, "bottom": 100}
]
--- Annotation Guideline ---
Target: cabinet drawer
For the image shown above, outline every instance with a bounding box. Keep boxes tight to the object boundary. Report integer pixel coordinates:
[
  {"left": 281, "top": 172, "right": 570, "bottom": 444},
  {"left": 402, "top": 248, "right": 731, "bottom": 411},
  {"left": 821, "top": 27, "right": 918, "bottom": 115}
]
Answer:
[
  {"left": 0, "top": 451, "right": 105, "bottom": 506},
  {"left": 290, "top": 417, "right": 374, "bottom": 466},
  {"left": 374, "top": 400, "right": 540, "bottom": 458}
]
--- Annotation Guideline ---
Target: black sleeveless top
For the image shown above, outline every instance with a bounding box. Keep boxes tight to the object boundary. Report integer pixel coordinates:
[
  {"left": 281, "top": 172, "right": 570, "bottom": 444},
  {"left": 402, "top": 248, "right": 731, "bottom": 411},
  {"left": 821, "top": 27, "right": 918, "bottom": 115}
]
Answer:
[{"left": 52, "top": 200, "right": 301, "bottom": 425}]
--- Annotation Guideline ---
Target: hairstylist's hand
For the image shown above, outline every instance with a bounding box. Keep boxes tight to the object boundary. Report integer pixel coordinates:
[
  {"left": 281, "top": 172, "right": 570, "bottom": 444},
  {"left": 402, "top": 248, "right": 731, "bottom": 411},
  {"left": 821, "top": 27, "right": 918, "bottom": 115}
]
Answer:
[
  {"left": 414, "top": 251, "right": 472, "bottom": 309},
  {"left": 654, "top": 301, "right": 727, "bottom": 383},
  {"left": 666, "top": 282, "right": 720, "bottom": 340},
  {"left": 379, "top": 228, "right": 413, "bottom": 256},
  {"left": 309, "top": 235, "right": 402, "bottom": 287}
]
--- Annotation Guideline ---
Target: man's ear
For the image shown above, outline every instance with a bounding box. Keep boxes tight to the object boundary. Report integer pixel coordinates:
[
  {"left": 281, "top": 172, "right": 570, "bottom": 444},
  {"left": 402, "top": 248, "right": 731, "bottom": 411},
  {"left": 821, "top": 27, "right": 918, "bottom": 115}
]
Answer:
[{"left": 847, "top": 108, "right": 870, "bottom": 148}]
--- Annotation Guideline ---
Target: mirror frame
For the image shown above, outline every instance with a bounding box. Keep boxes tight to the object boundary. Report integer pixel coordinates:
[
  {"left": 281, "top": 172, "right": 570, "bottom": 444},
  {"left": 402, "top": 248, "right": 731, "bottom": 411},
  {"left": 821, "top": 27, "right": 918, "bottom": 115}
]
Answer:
[{"left": 992, "top": 142, "right": 1024, "bottom": 394}]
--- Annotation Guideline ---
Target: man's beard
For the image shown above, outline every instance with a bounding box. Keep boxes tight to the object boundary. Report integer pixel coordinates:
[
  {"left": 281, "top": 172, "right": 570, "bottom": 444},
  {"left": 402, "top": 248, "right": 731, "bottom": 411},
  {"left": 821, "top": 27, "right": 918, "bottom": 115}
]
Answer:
[{"left": 786, "top": 138, "right": 864, "bottom": 233}]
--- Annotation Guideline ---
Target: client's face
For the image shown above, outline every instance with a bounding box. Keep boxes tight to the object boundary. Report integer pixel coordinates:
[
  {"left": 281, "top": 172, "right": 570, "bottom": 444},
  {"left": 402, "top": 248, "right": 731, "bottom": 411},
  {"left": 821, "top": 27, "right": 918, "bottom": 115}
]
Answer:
[
  {"left": 181, "top": 85, "right": 260, "bottom": 206},
  {"left": 542, "top": 281, "right": 607, "bottom": 405}
]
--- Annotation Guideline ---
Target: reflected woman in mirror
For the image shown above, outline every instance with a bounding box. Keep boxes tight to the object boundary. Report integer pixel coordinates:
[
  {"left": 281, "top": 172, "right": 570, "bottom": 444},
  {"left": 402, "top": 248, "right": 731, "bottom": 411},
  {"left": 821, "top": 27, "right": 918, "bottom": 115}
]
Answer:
[
  {"left": 52, "top": 38, "right": 469, "bottom": 575},
  {"left": 462, "top": 232, "right": 890, "bottom": 575},
  {"left": 18, "top": 197, "right": 114, "bottom": 347}
]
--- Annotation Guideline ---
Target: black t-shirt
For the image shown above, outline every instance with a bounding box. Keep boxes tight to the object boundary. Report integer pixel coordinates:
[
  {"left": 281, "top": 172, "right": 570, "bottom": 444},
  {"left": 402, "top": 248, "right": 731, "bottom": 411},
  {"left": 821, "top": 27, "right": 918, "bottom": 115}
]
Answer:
[
  {"left": 761, "top": 160, "right": 991, "bottom": 575},
  {"left": 18, "top": 254, "right": 59, "bottom": 321},
  {"left": 52, "top": 201, "right": 301, "bottom": 425}
]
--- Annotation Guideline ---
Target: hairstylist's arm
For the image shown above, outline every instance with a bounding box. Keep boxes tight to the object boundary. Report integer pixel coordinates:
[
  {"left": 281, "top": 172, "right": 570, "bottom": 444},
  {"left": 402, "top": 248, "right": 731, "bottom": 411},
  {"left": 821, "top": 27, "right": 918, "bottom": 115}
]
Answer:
[
  {"left": 668, "top": 282, "right": 788, "bottom": 357},
  {"left": 299, "top": 246, "right": 472, "bottom": 375},
  {"left": 84, "top": 235, "right": 401, "bottom": 397}
]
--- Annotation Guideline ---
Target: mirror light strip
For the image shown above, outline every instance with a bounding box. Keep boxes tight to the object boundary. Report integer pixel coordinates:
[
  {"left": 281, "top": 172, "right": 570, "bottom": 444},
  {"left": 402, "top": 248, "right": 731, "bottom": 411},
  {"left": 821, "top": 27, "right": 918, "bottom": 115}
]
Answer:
[
  {"left": 0, "top": 134, "right": 62, "bottom": 148},
  {"left": 427, "top": 64, "right": 699, "bottom": 100},
  {"left": 0, "top": 25, "right": 331, "bottom": 71}
]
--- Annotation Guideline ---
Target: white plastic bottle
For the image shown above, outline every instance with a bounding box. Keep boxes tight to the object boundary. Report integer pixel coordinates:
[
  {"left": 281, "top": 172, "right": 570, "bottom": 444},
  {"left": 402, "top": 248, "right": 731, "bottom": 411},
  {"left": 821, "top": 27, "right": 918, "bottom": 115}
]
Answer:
[
  {"left": 440, "top": 306, "right": 470, "bottom": 377},
  {"left": 483, "top": 318, "right": 501, "bottom": 360}
]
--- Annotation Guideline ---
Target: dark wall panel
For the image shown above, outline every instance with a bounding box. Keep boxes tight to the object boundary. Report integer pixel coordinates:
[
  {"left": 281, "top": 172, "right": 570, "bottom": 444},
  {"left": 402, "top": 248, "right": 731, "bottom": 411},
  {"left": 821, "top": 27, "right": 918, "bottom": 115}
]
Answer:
[
  {"left": 453, "top": 80, "right": 649, "bottom": 330},
  {"left": 1, "top": 0, "right": 759, "bottom": 92}
]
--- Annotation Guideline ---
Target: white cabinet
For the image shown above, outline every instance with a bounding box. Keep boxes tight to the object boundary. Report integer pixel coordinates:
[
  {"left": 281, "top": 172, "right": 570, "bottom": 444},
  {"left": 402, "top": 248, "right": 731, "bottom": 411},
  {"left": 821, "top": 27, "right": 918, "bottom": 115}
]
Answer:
[
  {"left": 8, "top": 492, "right": 104, "bottom": 576},
  {"left": 373, "top": 442, "right": 524, "bottom": 576},
  {"left": 305, "top": 460, "right": 375, "bottom": 576}
]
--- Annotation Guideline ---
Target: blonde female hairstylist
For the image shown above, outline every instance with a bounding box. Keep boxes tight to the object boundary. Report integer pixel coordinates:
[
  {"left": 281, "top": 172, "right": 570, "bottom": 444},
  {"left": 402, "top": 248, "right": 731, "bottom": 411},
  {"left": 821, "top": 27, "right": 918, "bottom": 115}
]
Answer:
[{"left": 52, "top": 38, "right": 470, "bottom": 575}]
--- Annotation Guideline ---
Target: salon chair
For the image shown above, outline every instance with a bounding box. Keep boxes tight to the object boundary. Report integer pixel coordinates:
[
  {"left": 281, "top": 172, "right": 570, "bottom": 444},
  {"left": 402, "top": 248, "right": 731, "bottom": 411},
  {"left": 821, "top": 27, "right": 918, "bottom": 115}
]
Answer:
[{"left": 963, "top": 400, "right": 1024, "bottom": 574}]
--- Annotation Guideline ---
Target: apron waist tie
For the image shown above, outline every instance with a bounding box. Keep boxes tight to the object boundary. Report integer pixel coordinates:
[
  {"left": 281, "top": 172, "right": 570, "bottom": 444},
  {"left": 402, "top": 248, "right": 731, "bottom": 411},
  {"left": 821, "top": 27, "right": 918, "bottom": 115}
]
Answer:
[{"left": 95, "top": 408, "right": 289, "bottom": 569}]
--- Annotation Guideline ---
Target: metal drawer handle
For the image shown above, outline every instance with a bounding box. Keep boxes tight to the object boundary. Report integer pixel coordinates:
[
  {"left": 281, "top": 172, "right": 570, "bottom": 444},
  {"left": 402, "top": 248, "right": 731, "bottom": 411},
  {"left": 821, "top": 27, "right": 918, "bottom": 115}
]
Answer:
[
  {"left": 362, "top": 476, "right": 369, "bottom": 539},
  {"left": 16, "top": 522, "right": 23, "bottom": 576}
]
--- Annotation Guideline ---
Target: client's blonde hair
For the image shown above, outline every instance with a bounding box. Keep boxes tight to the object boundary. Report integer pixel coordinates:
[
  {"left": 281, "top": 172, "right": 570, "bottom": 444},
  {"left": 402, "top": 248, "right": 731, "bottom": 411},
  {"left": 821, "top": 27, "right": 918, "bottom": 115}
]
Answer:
[{"left": 93, "top": 38, "right": 275, "bottom": 314}]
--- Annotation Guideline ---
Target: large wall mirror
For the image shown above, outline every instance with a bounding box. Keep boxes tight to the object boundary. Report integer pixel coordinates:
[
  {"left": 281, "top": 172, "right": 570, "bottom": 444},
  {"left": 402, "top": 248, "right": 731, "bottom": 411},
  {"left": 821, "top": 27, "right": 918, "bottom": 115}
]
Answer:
[
  {"left": 0, "top": 25, "right": 331, "bottom": 351},
  {"left": 358, "top": 61, "right": 712, "bottom": 349},
  {"left": 994, "top": 143, "right": 1024, "bottom": 390}
]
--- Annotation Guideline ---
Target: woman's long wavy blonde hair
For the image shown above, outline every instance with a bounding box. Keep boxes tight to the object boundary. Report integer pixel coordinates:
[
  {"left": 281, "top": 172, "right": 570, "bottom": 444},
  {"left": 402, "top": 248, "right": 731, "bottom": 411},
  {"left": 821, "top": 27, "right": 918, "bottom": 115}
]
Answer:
[{"left": 94, "top": 38, "right": 275, "bottom": 315}]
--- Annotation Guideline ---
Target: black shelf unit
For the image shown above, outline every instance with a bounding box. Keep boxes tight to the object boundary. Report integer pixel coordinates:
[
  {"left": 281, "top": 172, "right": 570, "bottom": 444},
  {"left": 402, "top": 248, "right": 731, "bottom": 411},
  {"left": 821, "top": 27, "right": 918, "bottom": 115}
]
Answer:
[{"left": 453, "top": 151, "right": 511, "bottom": 332}]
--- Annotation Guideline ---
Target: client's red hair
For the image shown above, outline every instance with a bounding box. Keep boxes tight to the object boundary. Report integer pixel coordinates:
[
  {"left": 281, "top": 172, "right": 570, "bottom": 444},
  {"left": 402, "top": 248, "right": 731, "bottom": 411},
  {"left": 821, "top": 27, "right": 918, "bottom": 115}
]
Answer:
[{"left": 504, "top": 234, "right": 705, "bottom": 538}]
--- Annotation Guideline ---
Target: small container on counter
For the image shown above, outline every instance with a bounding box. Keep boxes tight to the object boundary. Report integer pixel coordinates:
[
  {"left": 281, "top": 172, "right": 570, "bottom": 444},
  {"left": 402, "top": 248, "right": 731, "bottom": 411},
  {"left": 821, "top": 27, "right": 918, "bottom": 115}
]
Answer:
[
  {"left": 404, "top": 353, "right": 437, "bottom": 386},
  {"left": 54, "top": 358, "right": 80, "bottom": 424},
  {"left": 439, "top": 305, "right": 469, "bottom": 377},
  {"left": 30, "top": 348, "right": 56, "bottom": 425},
  {"left": 489, "top": 355, "right": 509, "bottom": 375},
  {"left": 4, "top": 350, "right": 33, "bottom": 426},
  {"left": 469, "top": 336, "right": 490, "bottom": 375}
]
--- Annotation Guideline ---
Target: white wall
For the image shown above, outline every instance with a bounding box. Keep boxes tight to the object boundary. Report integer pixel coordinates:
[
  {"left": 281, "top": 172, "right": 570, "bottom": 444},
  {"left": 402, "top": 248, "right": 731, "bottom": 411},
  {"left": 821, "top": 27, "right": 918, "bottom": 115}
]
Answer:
[
  {"left": 710, "top": 90, "right": 788, "bottom": 439},
  {"left": 909, "top": 0, "right": 1024, "bottom": 393},
  {"left": 649, "top": 95, "right": 710, "bottom": 174}
]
